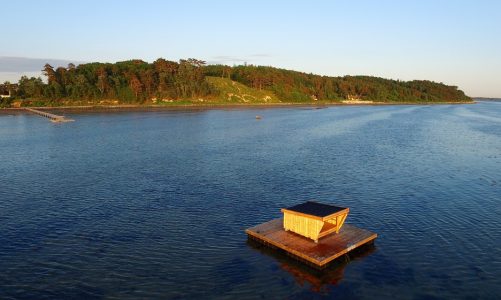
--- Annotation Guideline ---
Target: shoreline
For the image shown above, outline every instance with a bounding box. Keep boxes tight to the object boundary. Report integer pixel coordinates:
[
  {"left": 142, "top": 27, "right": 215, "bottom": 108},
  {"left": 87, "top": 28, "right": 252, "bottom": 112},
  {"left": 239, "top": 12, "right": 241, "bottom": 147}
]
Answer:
[{"left": 0, "top": 101, "right": 475, "bottom": 114}]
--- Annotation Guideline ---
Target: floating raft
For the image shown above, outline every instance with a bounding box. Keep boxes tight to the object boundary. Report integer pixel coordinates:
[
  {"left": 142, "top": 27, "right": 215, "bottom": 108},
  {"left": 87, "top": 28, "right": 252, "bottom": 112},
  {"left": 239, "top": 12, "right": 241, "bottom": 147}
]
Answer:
[{"left": 246, "top": 218, "right": 377, "bottom": 268}]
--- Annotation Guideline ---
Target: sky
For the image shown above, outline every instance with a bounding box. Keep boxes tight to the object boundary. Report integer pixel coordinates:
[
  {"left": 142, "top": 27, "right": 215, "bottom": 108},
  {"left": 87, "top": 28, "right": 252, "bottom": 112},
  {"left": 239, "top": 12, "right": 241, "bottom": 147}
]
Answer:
[{"left": 1, "top": 0, "right": 500, "bottom": 97}]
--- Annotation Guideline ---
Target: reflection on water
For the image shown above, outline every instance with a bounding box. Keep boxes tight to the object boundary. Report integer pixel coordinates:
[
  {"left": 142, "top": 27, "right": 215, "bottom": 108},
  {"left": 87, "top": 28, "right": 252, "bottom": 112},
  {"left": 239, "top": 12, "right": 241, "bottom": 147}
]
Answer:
[
  {"left": 0, "top": 101, "right": 500, "bottom": 299},
  {"left": 247, "top": 238, "right": 376, "bottom": 293}
]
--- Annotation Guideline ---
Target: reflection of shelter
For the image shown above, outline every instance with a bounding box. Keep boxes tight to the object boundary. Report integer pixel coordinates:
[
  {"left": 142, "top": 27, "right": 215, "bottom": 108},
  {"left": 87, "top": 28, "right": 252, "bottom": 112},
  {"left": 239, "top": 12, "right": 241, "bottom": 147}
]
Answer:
[
  {"left": 246, "top": 200, "right": 377, "bottom": 268},
  {"left": 247, "top": 237, "right": 376, "bottom": 292},
  {"left": 282, "top": 201, "right": 349, "bottom": 243}
]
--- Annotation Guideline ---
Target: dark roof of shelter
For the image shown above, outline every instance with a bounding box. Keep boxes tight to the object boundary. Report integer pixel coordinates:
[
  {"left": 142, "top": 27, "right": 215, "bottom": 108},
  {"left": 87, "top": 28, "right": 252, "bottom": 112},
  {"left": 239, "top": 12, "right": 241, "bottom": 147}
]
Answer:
[{"left": 284, "top": 201, "right": 347, "bottom": 217}]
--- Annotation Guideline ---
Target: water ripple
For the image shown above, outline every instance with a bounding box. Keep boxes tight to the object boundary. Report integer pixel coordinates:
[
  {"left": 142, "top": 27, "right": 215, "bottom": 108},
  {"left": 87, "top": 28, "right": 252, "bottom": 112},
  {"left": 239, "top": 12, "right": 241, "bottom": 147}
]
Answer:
[{"left": 0, "top": 103, "right": 500, "bottom": 299}]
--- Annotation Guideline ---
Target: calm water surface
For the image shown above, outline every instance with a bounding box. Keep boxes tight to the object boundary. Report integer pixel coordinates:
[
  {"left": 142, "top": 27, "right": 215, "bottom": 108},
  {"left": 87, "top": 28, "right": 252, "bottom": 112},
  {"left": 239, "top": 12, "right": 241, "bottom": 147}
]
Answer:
[{"left": 0, "top": 102, "right": 500, "bottom": 299}]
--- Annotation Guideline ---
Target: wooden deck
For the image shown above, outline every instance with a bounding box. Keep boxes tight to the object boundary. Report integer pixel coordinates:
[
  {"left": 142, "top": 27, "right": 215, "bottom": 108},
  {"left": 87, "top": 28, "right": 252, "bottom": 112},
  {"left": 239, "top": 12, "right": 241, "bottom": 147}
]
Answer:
[{"left": 246, "top": 218, "right": 377, "bottom": 268}]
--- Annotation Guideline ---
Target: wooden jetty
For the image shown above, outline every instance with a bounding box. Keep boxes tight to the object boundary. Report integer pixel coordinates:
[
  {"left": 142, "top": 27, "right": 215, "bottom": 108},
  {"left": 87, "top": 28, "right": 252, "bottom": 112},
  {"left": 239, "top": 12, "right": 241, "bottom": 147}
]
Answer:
[
  {"left": 24, "top": 108, "right": 74, "bottom": 122},
  {"left": 246, "top": 201, "right": 377, "bottom": 268}
]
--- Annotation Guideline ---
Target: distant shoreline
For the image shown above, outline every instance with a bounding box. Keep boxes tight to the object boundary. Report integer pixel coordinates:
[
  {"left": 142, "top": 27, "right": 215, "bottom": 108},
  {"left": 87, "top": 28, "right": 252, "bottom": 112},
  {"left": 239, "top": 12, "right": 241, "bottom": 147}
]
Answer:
[
  {"left": 0, "top": 101, "right": 476, "bottom": 114},
  {"left": 473, "top": 97, "right": 501, "bottom": 101}
]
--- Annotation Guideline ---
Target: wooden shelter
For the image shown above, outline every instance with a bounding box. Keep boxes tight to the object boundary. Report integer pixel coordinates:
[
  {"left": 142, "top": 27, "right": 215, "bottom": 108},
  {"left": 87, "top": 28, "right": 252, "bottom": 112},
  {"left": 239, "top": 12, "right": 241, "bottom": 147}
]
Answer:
[
  {"left": 245, "top": 200, "right": 377, "bottom": 268},
  {"left": 281, "top": 201, "right": 349, "bottom": 243}
]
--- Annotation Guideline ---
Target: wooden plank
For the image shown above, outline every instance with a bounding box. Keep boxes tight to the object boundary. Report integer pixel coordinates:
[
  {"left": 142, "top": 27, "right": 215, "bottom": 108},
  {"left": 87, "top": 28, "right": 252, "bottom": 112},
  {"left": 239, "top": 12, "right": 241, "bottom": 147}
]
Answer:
[
  {"left": 281, "top": 207, "right": 349, "bottom": 221},
  {"left": 283, "top": 211, "right": 323, "bottom": 242},
  {"left": 321, "top": 208, "right": 349, "bottom": 221},
  {"left": 282, "top": 209, "right": 349, "bottom": 242},
  {"left": 318, "top": 222, "right": 337, "bottom": 238},
  {"left": 246, "top": 218, "right": 377, "bottom": 268}
]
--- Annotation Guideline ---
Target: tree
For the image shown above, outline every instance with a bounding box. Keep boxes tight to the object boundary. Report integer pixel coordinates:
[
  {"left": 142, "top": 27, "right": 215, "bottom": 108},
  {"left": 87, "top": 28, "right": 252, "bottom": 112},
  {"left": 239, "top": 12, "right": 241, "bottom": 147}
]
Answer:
[
  {"left": 97, "top": 67, "right": 110, "bottom": 96},
  {"left": 55, "top": 67, "right": 67, "bottom": 86},
  {"left": 128, "top": 73, "right": 143, "bottom": 99},
  {"left": 140, "top": 69, "right": 156, "bottom": 98},
  {"left": 17, "top": 76, "right": 44, "bottom": 98},
  {"left": 42, "top": 64, "right": 57, "bottom": 84}
]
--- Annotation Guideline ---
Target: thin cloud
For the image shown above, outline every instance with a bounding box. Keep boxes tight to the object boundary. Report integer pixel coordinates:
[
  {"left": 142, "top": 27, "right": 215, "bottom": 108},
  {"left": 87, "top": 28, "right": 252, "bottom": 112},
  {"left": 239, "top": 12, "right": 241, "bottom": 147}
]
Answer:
[
  {"left": 208, "top": 54, "right": 272, "bottom": 65},
  {"left": 0, "top": 56, "right": 85, "bottom": 72},
  {"left": 249, "top": 53, "right": 272, "bottom": 58},
  {"left": 209, "top": 56, "right": 247, "bottom": 65}
]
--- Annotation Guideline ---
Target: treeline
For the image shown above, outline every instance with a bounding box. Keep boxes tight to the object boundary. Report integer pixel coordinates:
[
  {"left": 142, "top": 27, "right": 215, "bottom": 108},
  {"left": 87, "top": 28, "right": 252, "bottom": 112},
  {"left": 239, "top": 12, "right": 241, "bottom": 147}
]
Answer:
[
  {"left": 204, "top": 64, "right": 471, "bottom": 102},
  {"left": 13, "top": 59, "right": 212, "bottom": 104},
  {"left": 6, "top": 58, "right": 471, "bottom": 105}
]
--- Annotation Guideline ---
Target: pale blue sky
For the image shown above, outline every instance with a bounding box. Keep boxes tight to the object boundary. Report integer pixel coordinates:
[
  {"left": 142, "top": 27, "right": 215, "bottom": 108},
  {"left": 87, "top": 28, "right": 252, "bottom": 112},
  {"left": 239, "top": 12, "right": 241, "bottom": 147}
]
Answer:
[{"left": 1, "top": 0, "right": 500, "bottom": 97}]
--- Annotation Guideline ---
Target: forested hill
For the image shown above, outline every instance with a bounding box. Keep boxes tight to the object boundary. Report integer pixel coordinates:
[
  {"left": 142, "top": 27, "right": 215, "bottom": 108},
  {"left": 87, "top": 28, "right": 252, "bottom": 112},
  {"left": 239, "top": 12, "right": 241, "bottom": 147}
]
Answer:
[{"left": 3, "top": 58, "right": 472, "bottom": 106}]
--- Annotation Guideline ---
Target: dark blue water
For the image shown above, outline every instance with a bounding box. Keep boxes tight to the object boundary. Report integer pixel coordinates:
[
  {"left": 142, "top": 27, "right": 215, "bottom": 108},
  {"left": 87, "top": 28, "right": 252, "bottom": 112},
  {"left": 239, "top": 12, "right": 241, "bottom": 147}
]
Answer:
[{"left": 0, "top": 102, "right": 500, "bottom": 299}]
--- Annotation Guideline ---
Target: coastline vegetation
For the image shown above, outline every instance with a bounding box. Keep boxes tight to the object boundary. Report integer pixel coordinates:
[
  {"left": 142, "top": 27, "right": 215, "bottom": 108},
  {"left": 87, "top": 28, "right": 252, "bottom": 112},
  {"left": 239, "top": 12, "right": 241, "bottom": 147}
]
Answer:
[{"left": 1, "top": 58, "right": 472, "bottom": 107}]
